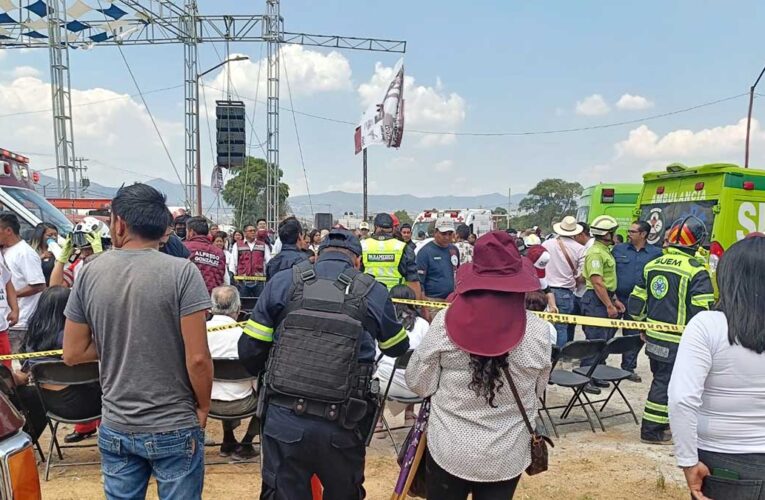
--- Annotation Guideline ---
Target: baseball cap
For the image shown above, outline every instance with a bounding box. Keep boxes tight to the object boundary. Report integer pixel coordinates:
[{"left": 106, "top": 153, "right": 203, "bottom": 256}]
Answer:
[
  {"left": 374, "top": 213, "right": 394, "bottom": 229},
  {"left": 435, "top": 218, "right": 455, "bottom": 233},
  {"left": 359, "top": 222, "right": 370, "bottom": 230},
  {"left": 318, "top": 228, "right": 363, "bottom": 256}
]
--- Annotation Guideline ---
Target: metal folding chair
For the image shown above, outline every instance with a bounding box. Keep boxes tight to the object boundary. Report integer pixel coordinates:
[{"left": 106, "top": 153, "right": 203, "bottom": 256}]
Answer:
[
  {"left": 378, "top": 350, "right": 422, "bottom": 455},
  {"left": 31, "top": 361, "right": 101, "bottom": 481},
  {"left": 539, "top": 340, "right": 607, "bottom": 437},
  {"left": 572, "top": 334, "right": 644, "bottom": 426},
  {"left": 207, "top": 358, "right": 259, "bottom": 464}
]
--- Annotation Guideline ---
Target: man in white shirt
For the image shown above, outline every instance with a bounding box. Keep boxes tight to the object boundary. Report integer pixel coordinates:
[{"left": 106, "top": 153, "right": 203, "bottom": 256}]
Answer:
[
  {"left": 207, "top": 285, "right": 259, "bottom": 461},
  {"left": 0, "top": 213, "right": 45, "bottom": 353},
  {"left": 542, "top": 216, "right": 585, "bottom": 347}
]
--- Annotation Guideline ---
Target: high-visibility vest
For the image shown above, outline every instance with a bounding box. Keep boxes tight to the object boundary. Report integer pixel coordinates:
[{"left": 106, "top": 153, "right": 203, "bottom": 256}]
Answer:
[{"left": 361, "top": 237, "right": 405, "bottom": 289}]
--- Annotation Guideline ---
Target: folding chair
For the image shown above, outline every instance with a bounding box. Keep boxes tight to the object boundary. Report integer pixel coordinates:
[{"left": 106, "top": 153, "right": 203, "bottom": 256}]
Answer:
[
  {"left": 0, "top": 365, "right": 45, "bottom": 462},
  {"left": 31, "top": 361, "right": 101, "bottom": 481},
  {"left": 207, "top": 358, "right": 259, "bottom": 464},
  {"left": 378, "top": 350, "right": 422, "bottom": 455},
  {"left": 572, "top": 335, "right": 644, "bottom": 426},
  {"left": 539, "top": 340, "right": 607, "bottom": 437}
]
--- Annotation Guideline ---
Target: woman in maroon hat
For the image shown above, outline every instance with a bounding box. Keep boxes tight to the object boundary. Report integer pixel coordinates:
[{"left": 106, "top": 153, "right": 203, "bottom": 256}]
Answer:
[{"left": 406, "top": 231, "right": 552, "bottom": 499}]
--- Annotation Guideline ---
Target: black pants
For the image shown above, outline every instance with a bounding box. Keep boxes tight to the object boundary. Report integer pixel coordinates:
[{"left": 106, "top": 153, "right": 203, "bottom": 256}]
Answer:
[
  {"left": 580, "top": 290, "right": 617, "bottom": 367},
  {"left": 426, "top": 453, "right": 520, "bottom": 500},
  {"left": 260, "top": 405, "right": 365, "bottom": 500},
  {"left": 698, "top": 449, "right": 765, "bottom": 500},
  {"left": 641, "top": 357, "right": 672, "bottom": 440},
  {"left": 12, "top": 385, "right": 47, "bottom": 440},
  {"left": 41, "top": 383, "right": 102, "bottom": 421}
]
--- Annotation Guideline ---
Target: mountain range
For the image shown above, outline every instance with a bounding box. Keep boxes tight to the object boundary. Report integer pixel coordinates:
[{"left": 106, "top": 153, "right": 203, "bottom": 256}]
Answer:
[{"left": 36, "top": 174, "right": 526, "bottom": 221}]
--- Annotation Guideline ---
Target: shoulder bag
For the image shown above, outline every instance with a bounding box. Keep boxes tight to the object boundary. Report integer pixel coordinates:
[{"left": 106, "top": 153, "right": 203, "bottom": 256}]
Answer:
[
  {"left": 501, "top": 366, "right": 554, "bottom": 475},
  {"left": 557, "top": 238, "right": 584, "bottom": 287}
]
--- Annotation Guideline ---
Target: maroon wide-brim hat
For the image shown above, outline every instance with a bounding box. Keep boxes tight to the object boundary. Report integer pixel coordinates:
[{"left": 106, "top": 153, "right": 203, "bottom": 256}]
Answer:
[{"left": 446, "top": 231, "right": 541, "bottom": 357}]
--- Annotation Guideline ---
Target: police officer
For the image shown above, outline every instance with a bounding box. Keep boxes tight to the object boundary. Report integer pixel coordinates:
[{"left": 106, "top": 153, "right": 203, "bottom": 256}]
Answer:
[
  {"left": 629, "top": 216, "right": 714, "bottom": 445},
  {"left": 238, "top": 228, "right": 409, "bottom": 499},
  {"left": 361, "top": 213, "right": 421, "bottom": 297},
  {"left": 581, "top": 215, "right": 623, "bottom": 394}
]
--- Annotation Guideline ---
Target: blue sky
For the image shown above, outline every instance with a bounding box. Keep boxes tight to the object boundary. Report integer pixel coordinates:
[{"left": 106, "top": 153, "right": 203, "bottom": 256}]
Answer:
[{"left": 1, "top": 0, "right": 765, "bottom": 204}]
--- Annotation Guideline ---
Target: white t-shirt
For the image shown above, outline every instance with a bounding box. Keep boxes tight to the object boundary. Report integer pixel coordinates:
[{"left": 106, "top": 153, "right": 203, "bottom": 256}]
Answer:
[
  {"left": 0, "top": 253, "right": 12, "bottom": 332},
  {"left": 376, "top": 316, "right": 429, "bottom": 388},
  {"left": 3, "top": 240, "right": 44, "bottom": 328},
  {"left": 669, "top": 311, "right": 765, "bottom": 467},
  {"left": 206, "top": 314, "right": 256, "bottom": 401}
]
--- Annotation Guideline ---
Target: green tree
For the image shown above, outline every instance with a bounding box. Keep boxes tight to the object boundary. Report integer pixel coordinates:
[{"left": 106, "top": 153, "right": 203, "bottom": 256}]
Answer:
[
  {"left": 394, "top": 210, "right": 413, "bottom": 225},
  {"left": 517, "top": 179, "right": 583, "bottom": 232},
  {"left": 221, "top": 157, "right": 290, "bottom": 228},
  {"left": 493, "top": 206, "right": 508, "bottom": 230}
]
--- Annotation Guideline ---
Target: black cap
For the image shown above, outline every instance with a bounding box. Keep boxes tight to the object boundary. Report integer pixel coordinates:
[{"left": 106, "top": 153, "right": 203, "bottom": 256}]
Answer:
[
  {"left": 318, "top": 228, "right": 363, "bottom": 256},
  {"left": 374, "top": 213, "right": 394, "bottom": 229}
]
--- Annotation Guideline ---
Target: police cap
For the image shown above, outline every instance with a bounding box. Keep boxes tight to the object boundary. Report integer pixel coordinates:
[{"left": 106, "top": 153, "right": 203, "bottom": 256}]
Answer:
[
  {"left": 374, "top": 213, "right": 394, "bottom": 229},
  {"left": 318, "top": 228, "right": 363, "bottom": 256}
]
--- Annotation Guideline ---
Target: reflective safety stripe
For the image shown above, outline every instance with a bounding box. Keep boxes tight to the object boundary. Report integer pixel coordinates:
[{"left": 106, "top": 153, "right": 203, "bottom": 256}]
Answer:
[
  {"left": 646, "top": 329, "right": 682, "bottom": 344},
  {"left": 243, "top": 320, "right": 274, "bottom": 342},
  {"left": 362, "top": 238, "right": 405, "bottom": 289},
  {"left": 691, "top": 294, "right": 715, "bottom": 307},
  {"left": 378, "top": 327, "right": 408, "bottom": 350},
  {"left": 631, "top": 286, "right": 648, "bottom": 300},
  {"left": 648, "top": 264, "right": 693, "bottom": 280},
  {"left": 642, "top": 412, "right": 670, "bottom": 424},
  {"left": 644, "top": 400, "right": 668, "bottom": 413}
]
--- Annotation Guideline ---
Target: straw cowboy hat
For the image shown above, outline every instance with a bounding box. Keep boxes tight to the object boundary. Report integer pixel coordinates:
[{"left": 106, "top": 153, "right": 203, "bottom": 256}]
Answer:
[{"left": 553, "top": 216, "right": 584, "bottom": 237}]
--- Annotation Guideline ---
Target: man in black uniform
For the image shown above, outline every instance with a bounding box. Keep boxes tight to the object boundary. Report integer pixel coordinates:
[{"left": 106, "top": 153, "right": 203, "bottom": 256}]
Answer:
[
  {"left": 238, "top": 228, "right": 409, "bottom": 499},
  {"left": 265, "top": 217, "right": 308, "bottom": 280},
  {"left": 629, "top": 216, "right": 714, "bottom": 444}
]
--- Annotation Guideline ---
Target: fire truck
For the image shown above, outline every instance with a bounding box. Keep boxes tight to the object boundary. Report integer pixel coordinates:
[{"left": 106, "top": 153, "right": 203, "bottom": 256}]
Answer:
[{"left": 0, "top": 149, "right": 73, "bottom": 237}]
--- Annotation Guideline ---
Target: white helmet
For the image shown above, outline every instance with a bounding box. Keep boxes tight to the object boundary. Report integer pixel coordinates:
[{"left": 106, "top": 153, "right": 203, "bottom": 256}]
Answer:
[
  {"left": 590, "top": 215, "right": 619, "bottom": 237},
  {"left": 72, "top": 216, "right": 110, "bottom": 248}
]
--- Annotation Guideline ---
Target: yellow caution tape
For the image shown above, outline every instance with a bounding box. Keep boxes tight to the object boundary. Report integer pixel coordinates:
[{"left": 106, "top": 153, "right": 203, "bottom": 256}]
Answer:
[
  {"left": 233, "top": 275, "right": 266, "bottom": 282},
  {"left": 390, "top": 298, "right": 684, "bottom": 334}
]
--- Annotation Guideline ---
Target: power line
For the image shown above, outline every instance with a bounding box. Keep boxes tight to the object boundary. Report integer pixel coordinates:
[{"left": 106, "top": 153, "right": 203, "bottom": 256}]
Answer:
[{"left": 282, "top": 54, "right": 314, "bottom": 217}]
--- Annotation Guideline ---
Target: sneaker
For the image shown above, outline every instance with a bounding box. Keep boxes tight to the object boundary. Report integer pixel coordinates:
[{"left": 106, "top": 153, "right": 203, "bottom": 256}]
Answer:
[
  {"left": 219, "top": 442, "right": 238, "bottom": 458},
  {"left": 641, "top": 431, "right": 673, "bottom": 445},
  {"left": 232, "top": 444, "right": 260, "bottom": 461},
  {"left": 592, "top": 379, "right": 610, "bottom": 388},
  {"left": 626, "top": 372, "right": 642, "bottom": 383},
  {"left": 582, "top": 383, "right": 601, "bottom": 395},
  {"left": 64, "top": 430, "right": 97, "bottom": 443}
]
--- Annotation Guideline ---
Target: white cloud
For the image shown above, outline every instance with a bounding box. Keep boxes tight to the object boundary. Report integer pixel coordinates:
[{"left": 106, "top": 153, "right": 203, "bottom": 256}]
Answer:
[
  {"left": 433, "top": 159, "right": 453, "bottom": 172},
  {"left": 0, "top": 73, "right": 183, "bottom": 186},
  {"left": 358, "top": 64, "right": 466, "bottom": 147},
  {"left": 615, "top": 118, "right": 757, "bottom": 160},
  {"left": 326, "top": 180, "right": 378, "bottom": 193},
  {"left": 10, "top": 66, "right": 40, "bottom": 79},
  {"left": 575, "top": 94, "right": 610, "bottom": 116},
  {"left": 206, "top": 46, "right": 352, "bottom": 102},
  {"left": 616, "top": 93, "right": 654, "bottom": 111}
]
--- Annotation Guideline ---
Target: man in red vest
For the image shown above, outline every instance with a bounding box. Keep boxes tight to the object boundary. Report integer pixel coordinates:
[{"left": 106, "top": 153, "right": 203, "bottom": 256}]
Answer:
[
  {"left": 229, "top": 223, "right": 271, "bottom": 298},
  {"left": 184, "top": 217, "right": 227, "bottom": 294}
]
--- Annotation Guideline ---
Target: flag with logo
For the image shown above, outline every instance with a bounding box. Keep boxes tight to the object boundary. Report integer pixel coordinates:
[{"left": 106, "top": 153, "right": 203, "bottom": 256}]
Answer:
[{"left": 355, "top": 58, "right": 405, "bottom": 154}]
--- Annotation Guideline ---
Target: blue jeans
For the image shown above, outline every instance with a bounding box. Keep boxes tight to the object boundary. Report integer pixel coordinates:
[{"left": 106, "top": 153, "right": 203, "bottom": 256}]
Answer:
[
  {"left": 98, "top": 425, "right": 205, "bottom": 500},
  {"left": 580, "top": 290, "right": 617, "bottom": 367},
  {"left": 551, "top": 288, "right": 576, "bottom": 347}
]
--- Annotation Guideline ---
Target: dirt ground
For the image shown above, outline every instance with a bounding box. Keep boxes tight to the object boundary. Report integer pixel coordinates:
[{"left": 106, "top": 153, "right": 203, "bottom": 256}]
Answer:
[{"left": 36, "top": 339, "right": 689, "bottom": 499}]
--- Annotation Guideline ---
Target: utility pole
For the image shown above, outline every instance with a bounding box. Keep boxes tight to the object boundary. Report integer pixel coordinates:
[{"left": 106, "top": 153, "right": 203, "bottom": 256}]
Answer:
[
  {"left": 74, "top": 157, "right": 89, "bottom": 197},
  {"left": 746, "top": 65, "right": 765, "bottom": 169}
]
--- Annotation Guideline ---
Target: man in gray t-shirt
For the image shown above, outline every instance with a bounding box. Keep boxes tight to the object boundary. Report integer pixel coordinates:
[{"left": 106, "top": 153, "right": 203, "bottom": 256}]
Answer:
[{"left": 63, "top": 184, "right": 212, "bottom": 500}]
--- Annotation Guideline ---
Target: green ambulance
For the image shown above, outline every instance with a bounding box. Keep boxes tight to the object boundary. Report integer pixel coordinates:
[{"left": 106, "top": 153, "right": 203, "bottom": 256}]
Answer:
[
  {"left": 636, "top": 162, "right": 765, "bottom": 272},
  {"left": 576, "top": 183, "right": 642, "bottom": 240}
]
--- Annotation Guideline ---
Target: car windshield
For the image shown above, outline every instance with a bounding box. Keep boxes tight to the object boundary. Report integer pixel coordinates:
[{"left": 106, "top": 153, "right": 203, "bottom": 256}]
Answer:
[
  {"left": 576, "top": 206, "right": 590, "bottom": 224},
  {"left": 639, "top": 200, "right": 717, "bottom": 248},
  {"left": 3, "top": 187, "right": 74, "bottom": 236},
  {"left": 411, "top": 221, "right": 435, "bottom": 240}
]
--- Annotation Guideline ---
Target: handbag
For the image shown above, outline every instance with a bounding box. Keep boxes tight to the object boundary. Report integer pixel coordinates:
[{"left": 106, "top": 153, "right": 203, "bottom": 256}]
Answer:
[{"left": 501, "top": 366, "right": 554, "bottom": 475}]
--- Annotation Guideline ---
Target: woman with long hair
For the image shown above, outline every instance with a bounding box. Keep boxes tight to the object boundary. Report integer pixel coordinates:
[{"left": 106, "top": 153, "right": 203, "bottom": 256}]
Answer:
[
  {"left": 19, "top": 286, "right": 102, "bottom": 443},
  {"left": 28, "top": 222, "right": 58, "bottom": 285},
  {"left": 375, "top": 285, "right": 429, "bottom": 430},
  {"left": 232, "top": 230, "right": 245, "bottom": 245},
  {"left": 669, "top": 233, "right": 765, "bottom": 500},
  {"left": 406, "top": 231, "right": 552, "bottom": 499},
  {"left": 308, "top": 229, "right": 322, "bottom": 255}
]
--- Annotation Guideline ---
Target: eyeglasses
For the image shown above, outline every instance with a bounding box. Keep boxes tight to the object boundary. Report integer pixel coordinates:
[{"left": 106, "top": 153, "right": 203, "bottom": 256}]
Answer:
[{"left": 627, "top": 230, "right": 642, "bottom": 234}]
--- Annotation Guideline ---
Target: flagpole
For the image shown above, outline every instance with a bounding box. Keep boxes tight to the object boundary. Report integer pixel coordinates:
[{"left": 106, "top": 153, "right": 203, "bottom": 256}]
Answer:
[{"left": 363, "top": 148, "right": 368, "bottom": 221}]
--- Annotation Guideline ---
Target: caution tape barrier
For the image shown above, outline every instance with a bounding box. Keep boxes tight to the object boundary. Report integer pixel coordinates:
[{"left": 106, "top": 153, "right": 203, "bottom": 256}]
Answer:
[
  {"left": 390, "top": 298, "right": 684, "bottom": 334},
  {"left": 233, "top": 276, "right": 267, "bottom": 282}
]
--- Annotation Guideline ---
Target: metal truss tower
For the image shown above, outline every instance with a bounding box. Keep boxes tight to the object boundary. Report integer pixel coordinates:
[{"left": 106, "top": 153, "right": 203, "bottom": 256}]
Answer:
[{"left": 2, "top": 0, "right": 406, "bottom": 226}]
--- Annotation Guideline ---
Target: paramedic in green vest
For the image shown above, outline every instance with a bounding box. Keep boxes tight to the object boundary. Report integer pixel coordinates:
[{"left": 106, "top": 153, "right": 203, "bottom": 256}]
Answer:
[
  {"left": 362, "top": 213, "right": 421, "bottom": 298},
  {"left": 628, "top": 216, "right": 714, "bottom": 445}
]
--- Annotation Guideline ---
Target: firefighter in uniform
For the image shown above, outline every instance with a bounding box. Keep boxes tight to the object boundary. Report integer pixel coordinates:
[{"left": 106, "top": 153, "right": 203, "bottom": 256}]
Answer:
[
  {"left": 361, "top": 213, "right": 421, "bottom": 297},
  {"left": 238, "top": 228, "right": 409, "bottom": 499},
  {"left": 628, "top": 216, "right": 715, "bottom": 445},
  {"left": 580, "top": 215, "right": 623, "bottom": 393}
]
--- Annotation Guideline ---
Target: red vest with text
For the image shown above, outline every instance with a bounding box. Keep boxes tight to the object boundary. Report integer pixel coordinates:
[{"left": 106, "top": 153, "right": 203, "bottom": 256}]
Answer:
[
  {"left": 185, "top": 236, "right": 226, "bottom": 293},
  {"left": 237, "top": 240, "right": 266, "bottom": 277}
]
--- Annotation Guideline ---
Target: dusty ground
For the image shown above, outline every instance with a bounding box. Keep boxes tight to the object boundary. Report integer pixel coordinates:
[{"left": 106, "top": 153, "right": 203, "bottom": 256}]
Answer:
[{"left": 36, "top": 337, "right": 689, "bottom": 499}]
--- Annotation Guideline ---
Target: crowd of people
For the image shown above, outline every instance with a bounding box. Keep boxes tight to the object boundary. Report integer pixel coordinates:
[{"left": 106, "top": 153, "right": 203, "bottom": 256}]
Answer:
[{"left": 0, "top": 185, "right": 762, "bottom": 499}]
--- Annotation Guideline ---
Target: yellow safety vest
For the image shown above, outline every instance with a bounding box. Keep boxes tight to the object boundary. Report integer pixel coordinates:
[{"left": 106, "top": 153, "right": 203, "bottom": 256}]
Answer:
[{"left": 361, "top": 237, "right": 405, "bottom": 289}]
